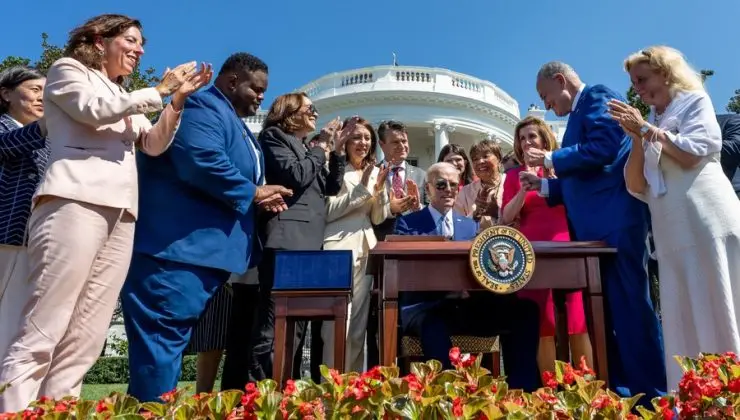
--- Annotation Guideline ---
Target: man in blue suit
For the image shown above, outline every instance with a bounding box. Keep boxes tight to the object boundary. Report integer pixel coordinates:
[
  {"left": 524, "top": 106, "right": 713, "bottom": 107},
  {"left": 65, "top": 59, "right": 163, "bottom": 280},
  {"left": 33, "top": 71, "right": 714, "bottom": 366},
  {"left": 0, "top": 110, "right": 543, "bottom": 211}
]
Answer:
[
  {"left": 520, "top": 61, "right": 666, "bottom": 400},
  {"left": 395, "top": 162, "right": 540, "bottom": 391},
  {"left": 121, "top": 53, "right": 291, "bottom": 402}
]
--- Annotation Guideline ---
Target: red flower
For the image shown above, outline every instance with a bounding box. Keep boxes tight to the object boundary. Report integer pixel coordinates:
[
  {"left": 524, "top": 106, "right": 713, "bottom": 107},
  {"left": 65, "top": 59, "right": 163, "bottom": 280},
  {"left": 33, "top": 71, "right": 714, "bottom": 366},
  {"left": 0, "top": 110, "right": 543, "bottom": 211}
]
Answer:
[
  {"left": 329, "top": 369, "right": 343, "bottom": 386},
  {"left": 449, "top": 347, "right": 461, "bottom": 365},
  {"left": 159, "top": 389, "right": 178, "bottom": 403},
  {"left": 284, "top": 379, "right": 297, "bottom": 396},
  {"left": 452, "top": 397, "right": 464, "bottom": 417},
  {"left": 241, "top": 382, "right": 261, "bottom": 411},
  {"left": 541, "top": 371, "right": 558, "bottom": 388},
  {"left": 577, "top": 356, "right": 595, "bottom": 376},
  {"left": 95, "top": 401, "right": 108, "bottom": 413},
  {"left": 590, "top": 394, "right": 610, "bottom": 410},
  {"left": 728, "top": 378, "right": 740, "bottom": 393}
]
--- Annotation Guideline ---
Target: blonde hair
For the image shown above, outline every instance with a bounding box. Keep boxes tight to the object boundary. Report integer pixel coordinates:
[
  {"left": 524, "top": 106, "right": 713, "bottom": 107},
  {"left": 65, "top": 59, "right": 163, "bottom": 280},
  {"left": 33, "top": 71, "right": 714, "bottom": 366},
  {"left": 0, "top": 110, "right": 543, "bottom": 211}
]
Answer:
[{"left": 624, "top": 46, "right": 704, "bottom": 95}]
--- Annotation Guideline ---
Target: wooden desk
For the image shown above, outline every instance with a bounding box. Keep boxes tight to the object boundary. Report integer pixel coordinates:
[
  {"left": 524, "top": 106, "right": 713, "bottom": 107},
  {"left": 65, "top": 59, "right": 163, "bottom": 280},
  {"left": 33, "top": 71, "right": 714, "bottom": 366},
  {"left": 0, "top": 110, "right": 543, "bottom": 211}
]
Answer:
[{"left": 370, "top": 240, "right": 616, "bottom": 384}]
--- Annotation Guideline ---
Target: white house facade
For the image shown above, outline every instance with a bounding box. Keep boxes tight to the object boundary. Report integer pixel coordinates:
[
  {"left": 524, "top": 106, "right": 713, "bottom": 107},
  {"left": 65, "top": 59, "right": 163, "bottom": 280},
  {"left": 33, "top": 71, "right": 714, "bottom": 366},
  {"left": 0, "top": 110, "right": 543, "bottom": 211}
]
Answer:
[{"left": 245, "top": 65, "right": 567, "bottom": 170}]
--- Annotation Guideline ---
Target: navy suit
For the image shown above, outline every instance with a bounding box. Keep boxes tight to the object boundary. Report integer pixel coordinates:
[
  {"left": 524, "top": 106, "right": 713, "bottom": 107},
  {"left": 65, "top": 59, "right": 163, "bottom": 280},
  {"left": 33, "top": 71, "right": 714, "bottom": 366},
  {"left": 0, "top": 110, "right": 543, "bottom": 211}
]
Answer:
[
  {"left": 546, "top": 85, "right": 666, "bottom": 399},
  {"left": 395, "top": 207, "right": 541, "bottom": 391},
  {"left": 121, "top": 86, "right": 263, "bottom": 402}
]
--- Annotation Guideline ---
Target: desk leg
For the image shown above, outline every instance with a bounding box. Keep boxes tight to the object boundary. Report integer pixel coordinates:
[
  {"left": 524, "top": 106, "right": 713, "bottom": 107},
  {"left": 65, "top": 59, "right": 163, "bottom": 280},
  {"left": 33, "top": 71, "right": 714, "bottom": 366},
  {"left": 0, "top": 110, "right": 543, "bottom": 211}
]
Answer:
[
  {"left": 333, "top": 297, "right": 347, "bottom": 373},
  {"left": 381, "top": 300, "right": 398, "bottom": 367},
  {"left": 585, "top": 256, "right": 609, "bottom": 387}
]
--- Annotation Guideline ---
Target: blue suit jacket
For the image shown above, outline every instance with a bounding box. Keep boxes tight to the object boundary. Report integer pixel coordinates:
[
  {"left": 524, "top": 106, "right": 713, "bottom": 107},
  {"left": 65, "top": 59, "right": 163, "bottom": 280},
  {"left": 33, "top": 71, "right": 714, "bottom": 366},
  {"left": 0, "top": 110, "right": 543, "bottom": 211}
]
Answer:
[
  {"left": 395, "top": 207, "right": 477, "bottom": 240},
  {"left": 547, "top": 85, "right": 647, "bottom": 240},
  {"left": 394, "top": 207, "right": 478, "bottom": 323},
  {"left": 133, "top": 85, "right": 263, "bottom": 274}
]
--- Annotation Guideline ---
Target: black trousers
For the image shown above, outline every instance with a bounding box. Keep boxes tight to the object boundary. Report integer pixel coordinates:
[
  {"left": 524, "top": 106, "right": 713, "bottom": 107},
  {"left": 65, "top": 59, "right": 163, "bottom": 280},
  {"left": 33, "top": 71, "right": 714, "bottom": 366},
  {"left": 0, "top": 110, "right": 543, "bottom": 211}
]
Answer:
[{"left": 221, "top": 249, "right": 320, "bottom": 390}]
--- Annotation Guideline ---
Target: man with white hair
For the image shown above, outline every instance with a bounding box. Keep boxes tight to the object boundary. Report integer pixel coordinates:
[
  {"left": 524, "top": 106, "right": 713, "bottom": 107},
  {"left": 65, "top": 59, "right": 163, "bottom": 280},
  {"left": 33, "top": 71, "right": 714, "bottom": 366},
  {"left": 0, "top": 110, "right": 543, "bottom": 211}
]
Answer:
[
  {"left": 519, "top": 62, "right": 666, "bottom": 400},
  {"left": 394, "top": 162, "right": 540, "bottom": 391}
]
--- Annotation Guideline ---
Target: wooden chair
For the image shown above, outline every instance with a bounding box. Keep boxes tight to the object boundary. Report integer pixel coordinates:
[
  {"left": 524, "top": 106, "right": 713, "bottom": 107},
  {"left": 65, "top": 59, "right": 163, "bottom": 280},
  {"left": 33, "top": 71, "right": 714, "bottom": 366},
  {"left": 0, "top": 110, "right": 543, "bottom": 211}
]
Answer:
[
  {"left": 400, "top": 335, "right": 501, "bottom": 377},
  {"left": 270, "top": 250, "right": 353, "bottom": 386},
  {"left": 273, "top": 290, "right": 350, "bottom": 386}
]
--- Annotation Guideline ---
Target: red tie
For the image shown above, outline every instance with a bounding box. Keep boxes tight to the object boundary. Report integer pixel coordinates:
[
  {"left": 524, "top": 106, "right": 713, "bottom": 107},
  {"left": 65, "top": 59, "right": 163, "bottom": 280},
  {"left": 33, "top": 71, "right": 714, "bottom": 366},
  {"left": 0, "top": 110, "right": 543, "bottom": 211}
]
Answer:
[{"left": 392, "top": 167, "right": 404, "bottom": 197}]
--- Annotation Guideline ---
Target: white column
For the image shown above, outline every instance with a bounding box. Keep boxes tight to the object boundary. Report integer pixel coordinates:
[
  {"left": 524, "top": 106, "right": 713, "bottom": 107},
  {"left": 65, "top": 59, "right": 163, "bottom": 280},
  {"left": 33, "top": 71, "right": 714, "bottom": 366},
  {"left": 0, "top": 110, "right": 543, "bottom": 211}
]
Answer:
[
  {"left": 373, "top": 120, "right": 386, "bottom": 163},
  {"left": 433, "top": 122, "right": 455, "bottom": 160}
]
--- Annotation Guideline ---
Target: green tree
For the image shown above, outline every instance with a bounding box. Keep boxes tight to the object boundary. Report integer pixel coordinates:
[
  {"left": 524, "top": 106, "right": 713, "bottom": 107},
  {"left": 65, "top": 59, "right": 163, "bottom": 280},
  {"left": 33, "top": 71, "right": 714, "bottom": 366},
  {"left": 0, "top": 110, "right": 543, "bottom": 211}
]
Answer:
[
  {"left": 1, "top": 33, "right": 159, "bottom": 92},
  {"left": 727, "top": 90, "right": 740, "bottom": 114}
]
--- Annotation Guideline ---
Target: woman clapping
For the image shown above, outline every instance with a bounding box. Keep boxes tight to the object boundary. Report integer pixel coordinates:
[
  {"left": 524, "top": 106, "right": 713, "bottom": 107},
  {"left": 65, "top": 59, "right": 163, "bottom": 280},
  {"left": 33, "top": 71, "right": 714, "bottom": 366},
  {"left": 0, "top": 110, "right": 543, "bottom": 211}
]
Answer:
[{"left": 0, "top": 13, "right": 212, "bottom": 411}]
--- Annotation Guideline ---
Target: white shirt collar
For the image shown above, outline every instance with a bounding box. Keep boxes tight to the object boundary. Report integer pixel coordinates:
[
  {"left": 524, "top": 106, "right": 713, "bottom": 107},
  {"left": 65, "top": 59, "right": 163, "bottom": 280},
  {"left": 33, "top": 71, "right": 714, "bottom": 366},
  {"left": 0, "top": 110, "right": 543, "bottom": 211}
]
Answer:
[
  {"left": 427, "top": 205, "right": 452, "bottom": 223},
  {"left": 6, "top": 115, "right": 23, "bottom": 128},
  {"left": 390, "top": 160, "right": 407, "bottom": 170},
  {"left": 572, "top": 83, "right": 586, "bottom": 112}
]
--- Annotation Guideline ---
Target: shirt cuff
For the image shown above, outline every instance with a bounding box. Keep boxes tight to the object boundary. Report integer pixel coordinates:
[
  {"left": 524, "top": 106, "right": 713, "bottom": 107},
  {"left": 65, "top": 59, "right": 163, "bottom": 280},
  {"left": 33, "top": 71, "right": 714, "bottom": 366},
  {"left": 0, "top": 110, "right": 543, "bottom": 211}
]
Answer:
[
  {"left": 539, "top": 179, "right": 549, "bottom": 197},
  {"left": 544, "top": 151, "right": 554, "bottom": 169}
]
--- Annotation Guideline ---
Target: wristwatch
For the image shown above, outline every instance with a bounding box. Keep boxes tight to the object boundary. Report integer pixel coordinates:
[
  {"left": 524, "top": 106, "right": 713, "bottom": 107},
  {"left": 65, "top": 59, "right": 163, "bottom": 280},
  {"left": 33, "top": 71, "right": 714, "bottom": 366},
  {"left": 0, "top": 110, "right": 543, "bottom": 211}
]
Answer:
[{"left": 639, "top": 123, "right": 650, "bottom": 137}]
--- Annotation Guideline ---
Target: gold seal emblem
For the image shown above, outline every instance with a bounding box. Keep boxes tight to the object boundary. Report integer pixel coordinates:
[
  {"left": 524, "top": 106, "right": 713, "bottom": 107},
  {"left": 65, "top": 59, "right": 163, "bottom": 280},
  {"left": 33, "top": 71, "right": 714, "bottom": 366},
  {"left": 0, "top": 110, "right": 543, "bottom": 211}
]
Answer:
[{"left": 469, "top": 226, "right": 535, "bottom": 294}]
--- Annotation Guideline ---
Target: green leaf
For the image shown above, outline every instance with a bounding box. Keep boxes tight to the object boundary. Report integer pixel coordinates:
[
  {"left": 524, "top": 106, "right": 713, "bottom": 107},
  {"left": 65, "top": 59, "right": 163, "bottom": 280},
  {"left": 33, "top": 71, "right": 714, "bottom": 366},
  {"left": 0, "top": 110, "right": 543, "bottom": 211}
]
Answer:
[
  {"left": 636, "top": 405, "right": 657, "bottom": 419},
  {"left": 380, "top": 366, "right": 400, "bottom": 380},
  {"left": 110, "top": 415, "right": 145, "bottom": 420},
  {"left": 560, "top": 390, "right": 585, "bottom": 410},
  {"left": 257, "top": 379, "right": 278, "bottom": 395},
  {"left": 173, "top": 404, "right": 195, "bottom": 420},
  {"left": 554, "top": 360, "right": 569, "bottom": 383},
  {"left": 139, "top": 402, "right": 166, "bottom": 417},
  {"left": 219, "top": 390, "right": 243, "bottom": 413},
  {"left": 620, "top": 394, "right": 644, "bottom": 416},
  {"left": 73, "top": 399, "right": 96, "bottom": 420}
]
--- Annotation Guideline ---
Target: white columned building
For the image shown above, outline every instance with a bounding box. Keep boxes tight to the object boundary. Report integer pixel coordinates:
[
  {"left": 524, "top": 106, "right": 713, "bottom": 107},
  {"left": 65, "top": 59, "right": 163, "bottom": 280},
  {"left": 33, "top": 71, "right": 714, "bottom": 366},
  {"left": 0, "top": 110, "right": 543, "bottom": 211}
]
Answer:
[{"left": 245, "top": 65, "right": 568, "bottom": 170}]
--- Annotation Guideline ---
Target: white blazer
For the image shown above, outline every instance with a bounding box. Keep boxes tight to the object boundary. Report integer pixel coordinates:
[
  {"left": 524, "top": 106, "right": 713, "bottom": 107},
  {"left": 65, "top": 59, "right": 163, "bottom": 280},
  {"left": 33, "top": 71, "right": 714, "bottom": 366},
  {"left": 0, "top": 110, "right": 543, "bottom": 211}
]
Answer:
[{"left": 37, "top": 57, "right": 181, "bottom": 218}]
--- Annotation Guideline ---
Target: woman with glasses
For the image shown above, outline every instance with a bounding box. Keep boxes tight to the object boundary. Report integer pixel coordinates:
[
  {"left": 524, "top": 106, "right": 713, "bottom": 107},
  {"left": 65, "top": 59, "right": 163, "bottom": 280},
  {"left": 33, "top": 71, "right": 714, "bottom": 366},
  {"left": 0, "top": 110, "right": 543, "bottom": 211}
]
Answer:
[{"left": 221, "top": 92, "right": 347, "bottom": 388}]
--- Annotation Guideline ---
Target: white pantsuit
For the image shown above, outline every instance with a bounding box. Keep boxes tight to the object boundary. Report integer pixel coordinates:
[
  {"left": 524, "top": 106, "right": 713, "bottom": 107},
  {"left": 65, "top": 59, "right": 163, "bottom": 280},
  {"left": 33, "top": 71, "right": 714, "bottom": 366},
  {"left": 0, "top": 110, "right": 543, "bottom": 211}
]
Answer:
[
  {"left": 0, "top": 57, "right": 180, "bottom": 411},
  {"left": 320, "top": 167, "right": 390, "bottom": 372}
]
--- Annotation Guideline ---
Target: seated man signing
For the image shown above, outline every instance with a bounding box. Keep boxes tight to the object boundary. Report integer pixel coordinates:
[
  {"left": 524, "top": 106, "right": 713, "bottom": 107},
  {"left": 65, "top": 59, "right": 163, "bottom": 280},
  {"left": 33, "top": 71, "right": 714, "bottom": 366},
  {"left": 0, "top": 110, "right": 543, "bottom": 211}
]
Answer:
[{"left": 394, "top": 162, "right": 541, "bottom": 391}]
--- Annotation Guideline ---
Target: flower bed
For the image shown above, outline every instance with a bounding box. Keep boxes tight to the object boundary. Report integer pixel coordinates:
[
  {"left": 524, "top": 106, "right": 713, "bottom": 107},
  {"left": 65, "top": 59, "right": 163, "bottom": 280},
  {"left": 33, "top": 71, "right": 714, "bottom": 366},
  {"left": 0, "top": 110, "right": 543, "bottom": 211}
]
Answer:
[{"left": 1, "top": 350, "right": 739, "bottom": 419}]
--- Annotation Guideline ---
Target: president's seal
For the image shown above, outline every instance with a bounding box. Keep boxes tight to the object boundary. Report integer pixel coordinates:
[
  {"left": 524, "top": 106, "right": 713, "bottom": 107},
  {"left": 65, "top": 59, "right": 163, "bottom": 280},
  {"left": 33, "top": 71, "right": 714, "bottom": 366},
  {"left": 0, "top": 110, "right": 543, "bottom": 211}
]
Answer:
[{"left": 469, "top": 225, "right": 535, "bottom": 294}]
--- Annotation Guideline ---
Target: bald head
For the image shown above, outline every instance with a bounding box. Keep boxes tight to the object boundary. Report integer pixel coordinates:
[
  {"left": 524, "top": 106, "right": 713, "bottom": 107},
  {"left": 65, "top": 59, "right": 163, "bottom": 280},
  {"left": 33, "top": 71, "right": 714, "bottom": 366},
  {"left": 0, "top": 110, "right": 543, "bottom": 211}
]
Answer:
[{"left": 536, "top": 61, "right": 584, "bottom": 117}]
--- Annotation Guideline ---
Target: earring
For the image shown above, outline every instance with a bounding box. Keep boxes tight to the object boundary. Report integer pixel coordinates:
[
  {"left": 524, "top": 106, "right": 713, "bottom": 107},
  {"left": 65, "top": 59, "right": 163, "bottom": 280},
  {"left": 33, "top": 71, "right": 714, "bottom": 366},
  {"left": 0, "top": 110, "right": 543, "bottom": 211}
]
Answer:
[{"left": 98, "top": 50, "right": 104, "bottom": 57}]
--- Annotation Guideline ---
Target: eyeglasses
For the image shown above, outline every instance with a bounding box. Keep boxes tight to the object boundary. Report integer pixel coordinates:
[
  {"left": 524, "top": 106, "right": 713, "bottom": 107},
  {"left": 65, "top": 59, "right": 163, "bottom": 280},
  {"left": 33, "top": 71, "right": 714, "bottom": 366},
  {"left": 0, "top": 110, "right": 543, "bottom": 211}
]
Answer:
[
  {"left": 434, "top": 179, "right": 459, "bottom": 191},
  {"left": 306, "top": 104, "right": 319, "bottom": 116}
]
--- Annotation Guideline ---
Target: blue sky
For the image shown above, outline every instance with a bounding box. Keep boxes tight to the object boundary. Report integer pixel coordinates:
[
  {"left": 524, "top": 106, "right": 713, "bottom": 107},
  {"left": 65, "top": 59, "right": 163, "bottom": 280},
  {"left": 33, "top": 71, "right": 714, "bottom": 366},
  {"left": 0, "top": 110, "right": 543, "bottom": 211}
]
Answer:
[{"left": 2, "top": 0, "right": 736, "bottom": 118}]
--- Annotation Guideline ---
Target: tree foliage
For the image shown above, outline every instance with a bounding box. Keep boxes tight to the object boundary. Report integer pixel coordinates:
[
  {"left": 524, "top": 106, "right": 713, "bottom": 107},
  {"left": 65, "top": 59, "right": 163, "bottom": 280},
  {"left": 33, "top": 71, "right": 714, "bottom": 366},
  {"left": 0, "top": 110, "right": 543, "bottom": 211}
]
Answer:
[
  {"left": 0, "top": 33, "right": 159, "bottom": 92},
  {"left": 727, "top": 90, "right": 740, "bottom": 114}
]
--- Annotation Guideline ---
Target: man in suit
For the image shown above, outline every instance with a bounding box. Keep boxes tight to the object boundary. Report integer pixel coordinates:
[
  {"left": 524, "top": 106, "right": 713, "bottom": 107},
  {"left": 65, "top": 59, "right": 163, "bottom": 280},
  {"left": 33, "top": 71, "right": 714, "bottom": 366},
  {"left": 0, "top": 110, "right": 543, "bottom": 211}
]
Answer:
[
  {"left": 395, "top": 162, "right": 540, "bottom": 391},
  {"left": 717, "top": 114, "right": 740, "bottom": 198},
  {"left": 520, "top": 61, "right": 666, "bottom": 400},
  {"left": 121, "top": 53, "right": 291, "bottom": 402},
  {"left": 373, "top": 120, "right": 425, "bottom": 240},
  {"left": 221, "top": 96, "right": 346, "bottom": 389}
]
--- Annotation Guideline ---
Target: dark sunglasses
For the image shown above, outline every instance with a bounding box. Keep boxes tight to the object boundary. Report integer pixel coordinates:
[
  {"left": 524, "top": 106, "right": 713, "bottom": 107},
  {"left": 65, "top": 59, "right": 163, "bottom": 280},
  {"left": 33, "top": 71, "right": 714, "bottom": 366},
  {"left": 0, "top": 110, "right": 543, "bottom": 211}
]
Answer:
[
  {"left": 306, "top": 104, "right": 319, "bottom": 116},
  {"left": 434, "top": 179, "right": 459, "bottom": 191}
]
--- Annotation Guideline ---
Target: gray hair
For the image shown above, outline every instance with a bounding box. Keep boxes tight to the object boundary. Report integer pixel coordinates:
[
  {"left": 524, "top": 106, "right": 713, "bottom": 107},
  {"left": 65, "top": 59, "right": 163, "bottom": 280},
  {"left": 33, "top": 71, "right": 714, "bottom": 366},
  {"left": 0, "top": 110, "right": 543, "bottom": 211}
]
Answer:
[
  {"left": 426, "top": 162, "right": 457, "bottom": 183},
  {"left": 0, "top": 66, "right": 45, "bottom": 114},
  {"left": 537, "top": 61, "right": 578, "bottom": 81}
]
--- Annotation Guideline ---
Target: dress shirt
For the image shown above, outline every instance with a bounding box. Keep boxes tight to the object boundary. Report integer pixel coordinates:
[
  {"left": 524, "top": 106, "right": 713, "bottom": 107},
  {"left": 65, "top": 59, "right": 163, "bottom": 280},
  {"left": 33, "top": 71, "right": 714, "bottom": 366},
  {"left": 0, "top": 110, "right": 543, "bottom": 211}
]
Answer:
[
  {"left": 427, "top": 205, "right": 454, "bottom": 238},
  {"left": 541, "top": 83, "right": 586, "bottom": 196}
]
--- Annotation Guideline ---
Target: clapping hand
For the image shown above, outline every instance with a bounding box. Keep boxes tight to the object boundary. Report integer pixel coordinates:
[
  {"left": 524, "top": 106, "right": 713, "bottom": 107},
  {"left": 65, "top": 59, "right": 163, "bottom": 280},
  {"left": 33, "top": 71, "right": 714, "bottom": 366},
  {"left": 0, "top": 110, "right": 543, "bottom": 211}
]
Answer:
[
  {"left": 523, "top": 148, "right": 546, "bottom": 167},
  {"left": 374, "top": 163, "right": 390, "bottom": 193},
  {"left": 334, "top": 116, "right": 360, "bottom": 156},
  {"left": 169, "top": 62, "right": 213, "bottom": 111},
  {"left": 388, "top": 188, "right": 416, "bottom": 214},
  {"left": 519, "top": 171, "right": 542, "bottom": 192},
  {"left": 406, "top": 179, "right": 422, "bottom": 210},
  {"left": 607, "top": 99, "right": 646, "bottom": 138},
  {"left": 255, "top": 185, "right": 293, "bottom": 213}
]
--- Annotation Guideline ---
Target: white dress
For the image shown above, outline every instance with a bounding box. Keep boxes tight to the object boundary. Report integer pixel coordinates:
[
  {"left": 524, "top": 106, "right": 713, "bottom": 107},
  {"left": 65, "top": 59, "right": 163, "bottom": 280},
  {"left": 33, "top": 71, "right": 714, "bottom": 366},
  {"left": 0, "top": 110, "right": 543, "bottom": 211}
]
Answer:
[{"left": 628, "top": 90, "right": 740, "bottom": 390}]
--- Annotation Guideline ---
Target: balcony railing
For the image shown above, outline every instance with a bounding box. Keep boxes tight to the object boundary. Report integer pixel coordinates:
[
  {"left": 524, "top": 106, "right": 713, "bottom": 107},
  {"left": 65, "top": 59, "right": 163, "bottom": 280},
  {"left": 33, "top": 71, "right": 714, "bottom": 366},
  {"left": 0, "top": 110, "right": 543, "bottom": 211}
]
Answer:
[{"left": 297, "top": 65, "right": 520, "bottom": 118}]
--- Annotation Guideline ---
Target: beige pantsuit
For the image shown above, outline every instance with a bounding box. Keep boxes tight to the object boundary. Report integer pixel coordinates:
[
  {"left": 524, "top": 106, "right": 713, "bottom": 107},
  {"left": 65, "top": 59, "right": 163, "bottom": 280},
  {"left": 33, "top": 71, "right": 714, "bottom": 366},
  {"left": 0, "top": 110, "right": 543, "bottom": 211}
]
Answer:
[
  {"left": 0, "top": 245, "right": 29, "bottom": 362},
  {"left": 0, "top": 57, "right": 180, "bottom": 412},
  {"left": 320, "top": 167, "right": 390, "bottom": 372}
]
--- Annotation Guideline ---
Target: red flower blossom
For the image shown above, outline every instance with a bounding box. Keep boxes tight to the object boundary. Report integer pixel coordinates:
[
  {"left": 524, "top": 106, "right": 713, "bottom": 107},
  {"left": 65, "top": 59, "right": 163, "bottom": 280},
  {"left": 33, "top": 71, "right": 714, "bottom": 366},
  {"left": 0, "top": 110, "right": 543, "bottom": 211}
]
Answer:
[
  {"left": 728, "top": 378, "right": 740, "bottom": 393},
  {"left": 577, "top": 356, "right": 595, "bottom": 376},
  {"left": 329, "top": 369, "right": 343, "bottom": 386},
  {"left": 452, "top": 397, "right": 464, "bottom": 417},
  {"left": 542, "top": 371, "right": 558, "bottom": 388},
  {"left": 159, "top": 389, "right": 177, "bottom": 403},
  {"left": 591, "top": 394, "right": 610, "bottom": 410},
  {"left": 284, "top": 379, "right": 297, "bottom": 396},
  {"left": 95, "top": 401, "right": 108, "bottom": 413}
]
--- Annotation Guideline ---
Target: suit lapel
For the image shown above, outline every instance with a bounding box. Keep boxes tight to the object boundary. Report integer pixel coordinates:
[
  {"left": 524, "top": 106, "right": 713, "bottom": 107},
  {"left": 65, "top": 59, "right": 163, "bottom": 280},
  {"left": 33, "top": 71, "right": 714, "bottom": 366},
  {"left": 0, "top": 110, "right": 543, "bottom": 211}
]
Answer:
[{"left": 210, "top": 86, "right": 262, "bottom": 184}]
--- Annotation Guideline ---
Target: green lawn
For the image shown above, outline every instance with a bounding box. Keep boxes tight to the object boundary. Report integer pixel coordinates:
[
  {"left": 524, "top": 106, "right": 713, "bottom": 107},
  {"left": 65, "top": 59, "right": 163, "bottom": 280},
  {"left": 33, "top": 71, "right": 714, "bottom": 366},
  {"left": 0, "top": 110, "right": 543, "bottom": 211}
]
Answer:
[{"left": 81, "top": 381, "right": 213, "bottom": 401}]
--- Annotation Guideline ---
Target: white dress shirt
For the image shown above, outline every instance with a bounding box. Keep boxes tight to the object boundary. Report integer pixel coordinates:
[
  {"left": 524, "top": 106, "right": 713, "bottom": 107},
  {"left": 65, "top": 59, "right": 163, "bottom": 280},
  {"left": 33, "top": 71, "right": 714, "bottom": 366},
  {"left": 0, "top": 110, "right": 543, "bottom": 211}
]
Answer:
[
  {"left": 540, "top": 83, "right": 586, "bottom": 196},
  {"left": 427, "top": 205, "right": 454, "bottom": 238}
]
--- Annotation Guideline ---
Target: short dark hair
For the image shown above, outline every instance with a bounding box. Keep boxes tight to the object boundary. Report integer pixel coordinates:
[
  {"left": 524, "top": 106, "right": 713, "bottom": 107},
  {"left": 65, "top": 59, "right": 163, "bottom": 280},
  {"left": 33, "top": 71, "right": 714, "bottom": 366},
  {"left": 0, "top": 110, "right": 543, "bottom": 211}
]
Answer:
[
  {"left": 218, "top": 53, "right": 268, "bottom": 77},
  {"left": 377, "top": 120, "right": 407, "bottom": 143},
  {"left": 0, "top": 66, "right": 45, "bottom": 114}
]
